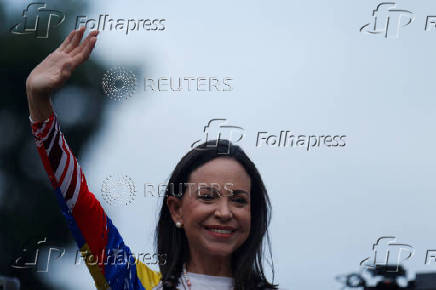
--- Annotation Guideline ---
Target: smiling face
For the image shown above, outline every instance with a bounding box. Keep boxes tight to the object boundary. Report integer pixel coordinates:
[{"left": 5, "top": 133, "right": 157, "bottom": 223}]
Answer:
[{"left": 167, "top": 157, "right": 251, "bottom": 258}]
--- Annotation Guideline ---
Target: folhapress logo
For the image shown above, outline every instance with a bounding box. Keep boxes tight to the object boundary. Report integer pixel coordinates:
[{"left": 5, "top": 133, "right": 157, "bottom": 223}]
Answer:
[
  {"left": 10, "top": 2, "right": 65, "bottom": 38},
  {"left": 360, "top": 236, "right": 414, "bottom": 272},
  {"left": 360, "top": 2, "right": 414, "bottom": 39},
  {"left": 191, "top": 119, "right": 245, "bottom": 154},
  {"left": 10, "top": 237, "right": 65, "bottom": 272}
]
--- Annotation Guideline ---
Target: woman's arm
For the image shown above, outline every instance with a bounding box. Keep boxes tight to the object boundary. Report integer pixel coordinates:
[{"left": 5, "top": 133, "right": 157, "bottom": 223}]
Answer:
[
  {"left": 29, "top": 113, "right": 161, "bottom": 289},
  {"left": 26, "top": 28, "right": 161, "bottom": 289}
]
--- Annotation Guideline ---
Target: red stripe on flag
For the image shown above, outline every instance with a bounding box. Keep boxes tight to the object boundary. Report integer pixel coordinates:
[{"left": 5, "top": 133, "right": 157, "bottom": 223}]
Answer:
[{"left": 73, "top": 171, "right": 108, "bottom": 274}]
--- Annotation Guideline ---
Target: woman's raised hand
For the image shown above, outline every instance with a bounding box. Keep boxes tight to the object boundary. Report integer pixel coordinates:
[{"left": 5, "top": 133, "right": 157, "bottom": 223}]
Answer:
[{"left": 26, "top": 27, "right": 99, "bottom": 122}]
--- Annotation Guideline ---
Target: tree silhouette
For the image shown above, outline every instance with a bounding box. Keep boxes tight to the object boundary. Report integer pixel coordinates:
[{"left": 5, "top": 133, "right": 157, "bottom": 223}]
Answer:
[{"left": 0, "top": 1, "right": 108, "bottom": 288}]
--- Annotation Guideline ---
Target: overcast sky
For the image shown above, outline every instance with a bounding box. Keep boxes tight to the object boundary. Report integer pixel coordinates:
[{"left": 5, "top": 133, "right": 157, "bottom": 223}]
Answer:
[{"left": 17, "top": 0, "right": 436, "bottom": 289}]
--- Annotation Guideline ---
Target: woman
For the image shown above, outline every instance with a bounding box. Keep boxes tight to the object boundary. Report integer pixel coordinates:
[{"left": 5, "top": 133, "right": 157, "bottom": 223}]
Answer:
[{"left": 26, "top": 27, "right": 281, "bottom": 290}]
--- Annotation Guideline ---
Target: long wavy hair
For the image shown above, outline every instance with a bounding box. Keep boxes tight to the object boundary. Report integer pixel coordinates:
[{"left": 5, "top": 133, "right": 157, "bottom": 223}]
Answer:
[{"left": 154, "top": 139, "right": 278, "bottom": 289}]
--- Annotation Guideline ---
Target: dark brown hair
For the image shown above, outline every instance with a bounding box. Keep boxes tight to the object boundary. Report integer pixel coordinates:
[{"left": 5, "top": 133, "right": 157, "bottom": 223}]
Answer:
[{"left": 154, "top": 139, "right": 278, "bottom": 290}]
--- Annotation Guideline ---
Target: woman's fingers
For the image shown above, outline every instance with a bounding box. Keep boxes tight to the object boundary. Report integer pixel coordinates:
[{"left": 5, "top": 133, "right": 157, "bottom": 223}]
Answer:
[
  {"left": 71, "top": 30, "right": 99, "bottom": 57},
  {"left": 71, "top": 35, "right": 98, "bottom": 68},
  {"left": 59, "top": 29, "right": 76, "bottom": 52},
  {"left": 65, "top": 26, "right": 86, "bottom": 53}
]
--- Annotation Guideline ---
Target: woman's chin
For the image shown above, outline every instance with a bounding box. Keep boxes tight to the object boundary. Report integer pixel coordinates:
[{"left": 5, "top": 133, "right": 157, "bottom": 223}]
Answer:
[{"left": 201, "top": 244, "right": 234, "bottom": 257}]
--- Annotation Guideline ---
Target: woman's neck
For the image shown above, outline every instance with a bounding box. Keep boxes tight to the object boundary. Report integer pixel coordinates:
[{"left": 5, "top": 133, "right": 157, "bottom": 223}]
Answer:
[{"left": 186, "top": 252, "right": 232, "bottom": 277}]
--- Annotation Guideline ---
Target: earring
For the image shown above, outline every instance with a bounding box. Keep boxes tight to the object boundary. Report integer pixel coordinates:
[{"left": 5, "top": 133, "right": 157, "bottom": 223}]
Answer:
[{"left": 175, "top": 221, "right": 182, "bottom": 228}]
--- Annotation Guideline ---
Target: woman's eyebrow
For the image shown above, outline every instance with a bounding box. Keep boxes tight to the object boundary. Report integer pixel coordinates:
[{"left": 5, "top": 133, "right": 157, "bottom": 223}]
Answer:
[
  {"left": 225, "top": 189, "right": 250, "bottom": 197},
  {"left": 197, "top": 185, "right": 220, "bottom": 194},
  {"left": 198, "top": 185, "right": 218, "bottom": 190},
  {"left": 199, "top": 186, "right": 249, "bottom": 196}
]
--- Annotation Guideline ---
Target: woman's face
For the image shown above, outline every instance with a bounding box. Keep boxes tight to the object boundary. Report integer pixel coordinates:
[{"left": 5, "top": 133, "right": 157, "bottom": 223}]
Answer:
[{"left": 167, "top": 157, "right": 251, "bottom": 258}]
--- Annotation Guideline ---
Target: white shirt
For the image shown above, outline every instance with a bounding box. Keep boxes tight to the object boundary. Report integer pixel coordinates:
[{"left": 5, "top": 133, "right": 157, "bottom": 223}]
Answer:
[
  {"left": 152, "top": 271, "right": 285, "bottom": 290},
  {"left": 153, "top": 271, "right": 232, "bottom": 290}
]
